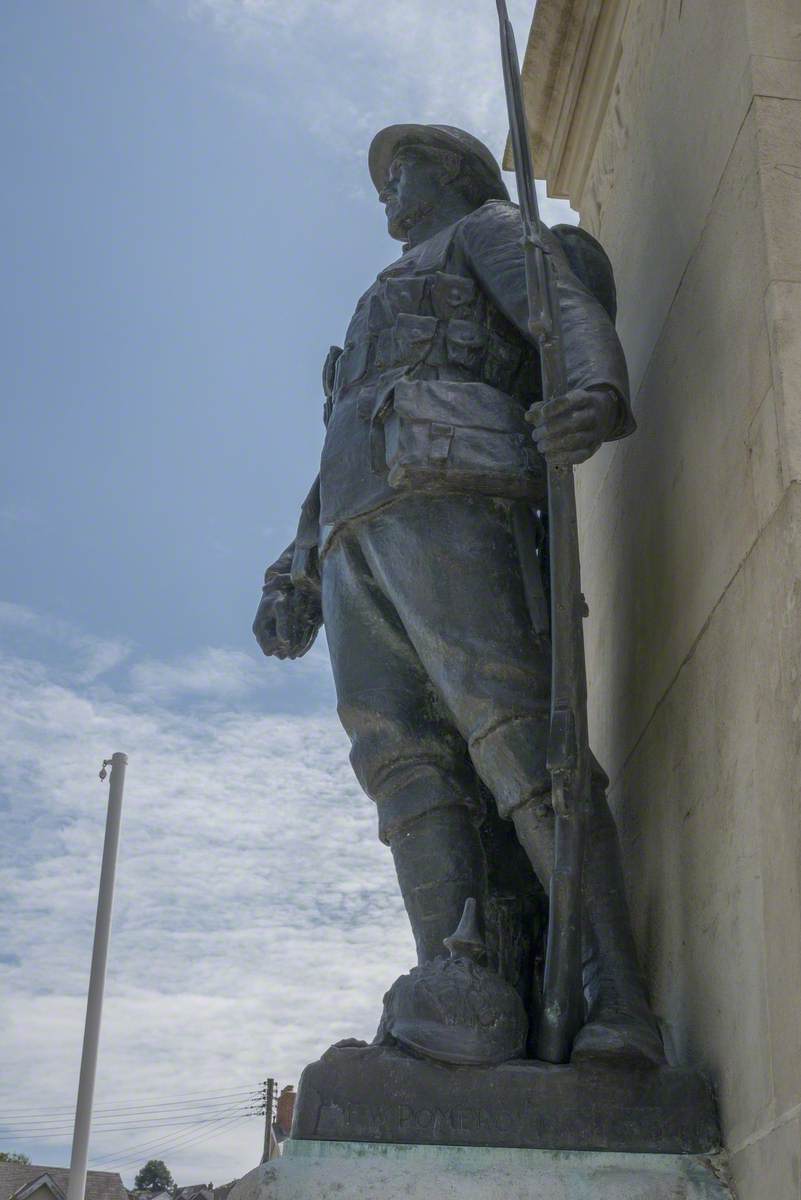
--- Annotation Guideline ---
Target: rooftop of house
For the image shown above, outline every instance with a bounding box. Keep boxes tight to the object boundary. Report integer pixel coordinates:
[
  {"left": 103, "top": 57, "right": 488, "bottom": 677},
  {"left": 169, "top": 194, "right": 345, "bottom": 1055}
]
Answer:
[{"left": 0, "top": 1164, "right": 127, "bottom": 1200}]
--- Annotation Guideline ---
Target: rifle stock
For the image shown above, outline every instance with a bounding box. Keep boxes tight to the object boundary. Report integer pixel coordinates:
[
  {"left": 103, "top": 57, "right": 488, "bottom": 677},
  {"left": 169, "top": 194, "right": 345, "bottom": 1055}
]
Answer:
[{"left": 495, "top": 0, "right": 591, "bottom": 1064}]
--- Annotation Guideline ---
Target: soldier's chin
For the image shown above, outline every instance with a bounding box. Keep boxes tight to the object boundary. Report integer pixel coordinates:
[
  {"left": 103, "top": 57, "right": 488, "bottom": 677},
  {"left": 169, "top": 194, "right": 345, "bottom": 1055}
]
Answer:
[
  {"left": 387, "top": 210, "right": 408, "bottom": 241},
  {"left": 387, "top": 200, "right": 432, "bottom": 242}
]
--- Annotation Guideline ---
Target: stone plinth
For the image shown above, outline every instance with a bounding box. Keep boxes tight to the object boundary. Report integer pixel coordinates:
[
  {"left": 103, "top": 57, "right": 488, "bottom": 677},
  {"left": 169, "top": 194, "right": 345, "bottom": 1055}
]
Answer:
[
  {"left": 230, "top": 1140, "right": 735, "bottom": 1200},
  {"left": 291, "top": 1044, "right": 719, "bottom": 1155}
]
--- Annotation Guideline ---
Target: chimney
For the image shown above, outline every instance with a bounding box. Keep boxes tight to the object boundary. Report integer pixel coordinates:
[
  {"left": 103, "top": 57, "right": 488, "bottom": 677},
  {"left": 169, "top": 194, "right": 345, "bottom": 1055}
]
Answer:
[{"left": 275, "top": 1085, "right": 296, "bottom": 1137}]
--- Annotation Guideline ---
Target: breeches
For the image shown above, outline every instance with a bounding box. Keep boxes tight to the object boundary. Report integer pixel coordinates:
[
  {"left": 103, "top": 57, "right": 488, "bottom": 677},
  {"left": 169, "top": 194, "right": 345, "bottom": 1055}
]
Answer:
[{"left": 321, "top": 493, "right": 556, "bottom": 844}]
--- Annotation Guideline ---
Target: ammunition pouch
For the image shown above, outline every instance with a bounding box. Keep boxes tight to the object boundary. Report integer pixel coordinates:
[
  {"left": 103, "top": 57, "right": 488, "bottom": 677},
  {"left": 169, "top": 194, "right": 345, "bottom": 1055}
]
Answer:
[{"left": 370, "top": 379, "right": 546, "bottom": 503}]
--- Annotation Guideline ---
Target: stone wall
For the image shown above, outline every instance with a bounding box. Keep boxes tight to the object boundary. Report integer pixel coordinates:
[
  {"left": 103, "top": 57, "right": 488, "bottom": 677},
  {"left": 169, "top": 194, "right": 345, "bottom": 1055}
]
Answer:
[{"left": 520, "top": 2, "right": 801, "bottom": 1196}]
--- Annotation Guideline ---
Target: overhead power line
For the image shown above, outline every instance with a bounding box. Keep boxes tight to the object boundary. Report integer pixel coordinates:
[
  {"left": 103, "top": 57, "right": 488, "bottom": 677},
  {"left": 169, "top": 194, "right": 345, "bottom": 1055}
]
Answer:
[
  {"left": 99, "top": 1115, "right": 253, "bottom": 1173},
  {"left": 0, "top": 1082, "right": 263, "bottom": 1177},
  {"left": 0, "top": 1094, "right": 262, "bottom": 1133},
  {"left": 0, "top": 1103, "right": 262, "bottom": 1141},
  {"left": 91, "top": 1111, "right": 257, "bottom": 1172},
  {"left": 0, "top": 1086, "right": 261, "bottom": 1120}
]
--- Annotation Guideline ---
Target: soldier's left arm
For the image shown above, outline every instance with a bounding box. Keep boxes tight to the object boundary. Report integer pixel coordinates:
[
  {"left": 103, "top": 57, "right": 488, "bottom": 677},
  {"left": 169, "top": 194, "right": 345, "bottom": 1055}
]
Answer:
[{"left": 457, "top": 201, "right": 635, "bottom": 464}]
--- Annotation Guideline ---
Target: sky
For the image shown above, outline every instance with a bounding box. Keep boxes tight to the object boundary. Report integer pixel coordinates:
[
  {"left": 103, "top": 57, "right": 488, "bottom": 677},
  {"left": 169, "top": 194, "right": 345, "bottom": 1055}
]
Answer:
[{"left": 0, "top": 0, "right": 575, "bottom": 1186}]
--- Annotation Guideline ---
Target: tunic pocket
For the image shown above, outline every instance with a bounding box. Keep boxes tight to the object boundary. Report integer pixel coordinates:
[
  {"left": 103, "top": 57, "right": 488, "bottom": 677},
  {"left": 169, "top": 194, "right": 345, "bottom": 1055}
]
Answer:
[
  {"left": 445, "top": 319, "right": 487, "bottom": 371},
  {"left": 392, "top": 313, "right": 438, "bottom": 367},
  {"left": 383, "top": 276, "right": 427, "bottom": 315},
  {"left": 430, "top": 272, "right": 477, "bottom": 320}
]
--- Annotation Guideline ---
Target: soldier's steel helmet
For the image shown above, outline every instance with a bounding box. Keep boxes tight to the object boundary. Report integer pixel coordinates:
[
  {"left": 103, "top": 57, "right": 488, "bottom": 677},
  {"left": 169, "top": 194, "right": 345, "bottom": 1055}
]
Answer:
[{"left": 369, "top": 124, "right": 510, "bottom": 204}]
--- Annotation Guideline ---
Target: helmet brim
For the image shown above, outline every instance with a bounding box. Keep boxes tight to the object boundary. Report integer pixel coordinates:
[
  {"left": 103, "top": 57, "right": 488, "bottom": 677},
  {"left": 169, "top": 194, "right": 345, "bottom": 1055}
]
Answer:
[
  {"left": 391, "top": 1018, "right": 526, "bottom": 1066},
  {"left": 369, "top": 123, "right": 510, "bottom": 203}
]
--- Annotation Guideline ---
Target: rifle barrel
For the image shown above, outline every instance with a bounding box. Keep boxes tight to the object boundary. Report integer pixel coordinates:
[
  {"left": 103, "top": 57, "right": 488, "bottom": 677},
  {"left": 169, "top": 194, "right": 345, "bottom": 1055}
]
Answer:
[{"left": 494, "top": 0, "right": 590, "bottom": 1064}]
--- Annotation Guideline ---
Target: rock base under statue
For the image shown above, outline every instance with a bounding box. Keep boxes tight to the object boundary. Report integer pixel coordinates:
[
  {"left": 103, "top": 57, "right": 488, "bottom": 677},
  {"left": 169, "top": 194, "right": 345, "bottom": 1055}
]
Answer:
[
  {"left": 230, "top": 1140, "right": 735, "bottom": 1200},
  {"left": 291, "top": 1044, "right": 719, "bottom": 1154}
]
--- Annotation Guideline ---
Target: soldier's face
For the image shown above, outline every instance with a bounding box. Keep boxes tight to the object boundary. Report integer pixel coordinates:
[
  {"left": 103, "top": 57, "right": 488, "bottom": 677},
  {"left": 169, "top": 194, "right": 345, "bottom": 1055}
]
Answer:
[{"left": 380, "top": 148, "right": 446, "bottom": 241}]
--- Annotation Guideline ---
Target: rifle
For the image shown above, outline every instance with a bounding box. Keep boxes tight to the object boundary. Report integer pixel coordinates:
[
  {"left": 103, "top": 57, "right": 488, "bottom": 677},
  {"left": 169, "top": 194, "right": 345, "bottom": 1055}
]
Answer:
[{"left": 495, "top": 0, "right": 591, "bottom": 1064}]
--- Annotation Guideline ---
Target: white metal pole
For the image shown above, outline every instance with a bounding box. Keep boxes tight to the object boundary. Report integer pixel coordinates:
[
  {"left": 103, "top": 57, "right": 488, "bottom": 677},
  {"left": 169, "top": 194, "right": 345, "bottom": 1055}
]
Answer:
[{"left": 67, "top": 752, "right": 128, "bottom": 1200}]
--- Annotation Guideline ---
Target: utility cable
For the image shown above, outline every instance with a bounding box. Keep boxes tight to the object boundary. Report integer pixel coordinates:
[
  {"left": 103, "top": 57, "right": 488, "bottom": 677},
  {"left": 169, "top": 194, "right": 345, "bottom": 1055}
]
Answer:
[
  {"left": 89, "top": 1106, "right": 262, "bottom": 1166},
  {"left": 0, "top": 1096, "right": 261, "bottom": 1134},
  {"left": 0, "top": 1088, "right": 260, "bottom": 1120},
  {"left": 101, "top": 1116, "right": 253, "bottom": 1174},
  {"left": 107, "top": 1113, "right": 253, "bottom": 1172},
  {"left": 92, "top": 1111, "right": 256, "bottom": 1172},
  {"left": 0, "top": 1103, "right": 261, "bottom": 1142}
]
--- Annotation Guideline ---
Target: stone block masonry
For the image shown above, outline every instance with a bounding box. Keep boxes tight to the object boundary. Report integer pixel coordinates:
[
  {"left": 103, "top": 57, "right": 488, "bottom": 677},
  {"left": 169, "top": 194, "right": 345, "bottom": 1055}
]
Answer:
[
  {"left": 518, "top": 1, "right": 801, "bottom": 1197},
  {"left": 229, "top": 1141, "right": 736, "bottom": 1200}
]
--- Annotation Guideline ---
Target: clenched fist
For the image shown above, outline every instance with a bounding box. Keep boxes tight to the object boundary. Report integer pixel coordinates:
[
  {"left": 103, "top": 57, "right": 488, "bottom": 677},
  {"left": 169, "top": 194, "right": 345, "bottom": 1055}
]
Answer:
[{"left": 252, "top": 569, "right": 322, "bottom": 661}]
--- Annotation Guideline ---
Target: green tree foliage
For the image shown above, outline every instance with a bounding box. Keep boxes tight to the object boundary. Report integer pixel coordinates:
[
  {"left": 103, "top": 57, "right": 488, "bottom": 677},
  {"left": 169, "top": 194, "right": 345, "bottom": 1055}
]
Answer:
[
  {"left": 133, "top": 1160, "right": 174, "bottom": 1192},
  {"left": 0, "top": 1154, "right": 31, "bottom": 1164}
]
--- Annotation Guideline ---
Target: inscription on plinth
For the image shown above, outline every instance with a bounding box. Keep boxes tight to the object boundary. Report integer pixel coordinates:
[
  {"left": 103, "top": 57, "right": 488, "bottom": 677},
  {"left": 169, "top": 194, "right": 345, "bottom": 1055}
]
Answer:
[
  {"left": 324, "top": 1099, "right": 524, "bottom": 1141},
  {"left": 292, "top": 1045, "right": 719, "bottom": 1155}
]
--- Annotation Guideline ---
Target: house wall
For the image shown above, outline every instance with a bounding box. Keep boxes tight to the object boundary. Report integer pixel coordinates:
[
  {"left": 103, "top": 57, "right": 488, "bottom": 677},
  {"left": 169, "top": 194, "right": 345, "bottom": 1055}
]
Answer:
[
  {"left": 521, "top": 2, "right": 801, "bottom": 1197},
  {"left": 25, "top": 1185, "right": 56, "bottom": 1200}
]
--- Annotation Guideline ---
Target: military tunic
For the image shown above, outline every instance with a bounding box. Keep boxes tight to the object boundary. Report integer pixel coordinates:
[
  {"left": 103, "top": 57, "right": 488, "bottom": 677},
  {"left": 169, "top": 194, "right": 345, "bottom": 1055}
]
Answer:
[
  {"left": 317, "top": 199, "right": 631, "bottom": 540},
  {"left": 280, "top": 200, "right": 632, "bottom": 844}
]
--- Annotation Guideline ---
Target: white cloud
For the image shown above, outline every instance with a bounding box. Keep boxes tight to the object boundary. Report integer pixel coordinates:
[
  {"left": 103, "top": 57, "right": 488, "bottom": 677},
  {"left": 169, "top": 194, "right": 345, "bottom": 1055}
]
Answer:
[
  {"left": 129, "top": 646, "right": 265, "bottom": 700},
  {"left": 0, "top": 615, "right": 412, "bottom": 1185},
  {"left": 0, "top": 0, "right": 579, "bottom": 1181},
  {"left": 175, "top": 0, "right": 577, "bottom": 225},
  {"left": 0, "top": 601, "right": 131, "bottom": 683},
  {"left": 128, "top": 641, "right": 332, "bottom": 703},
  {"left": 0, "top": 599, "right": 41, "bottom": 631}
]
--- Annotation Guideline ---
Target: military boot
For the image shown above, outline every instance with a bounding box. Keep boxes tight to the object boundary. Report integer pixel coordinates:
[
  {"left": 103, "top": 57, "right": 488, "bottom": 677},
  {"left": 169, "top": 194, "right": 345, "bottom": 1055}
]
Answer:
[
  {"left": 512, "top": 786, "right": 665, "bottom": 1066},
  {"left": 570, "top": 792, "right": 664, "bottom": 1065},
  {"left": 389, "top": 805, "right": 487, "bottom": 964}
]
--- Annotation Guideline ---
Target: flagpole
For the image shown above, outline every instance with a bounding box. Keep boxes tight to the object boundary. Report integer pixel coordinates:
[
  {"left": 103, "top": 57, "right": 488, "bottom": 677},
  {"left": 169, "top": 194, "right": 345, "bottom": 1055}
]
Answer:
[{"left": 67, "top": 753, "right": 128, "bottom": 1200}]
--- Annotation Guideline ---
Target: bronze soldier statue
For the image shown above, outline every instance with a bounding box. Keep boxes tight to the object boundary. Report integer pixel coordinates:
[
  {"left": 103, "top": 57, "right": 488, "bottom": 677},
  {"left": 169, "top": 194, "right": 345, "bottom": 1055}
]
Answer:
[{"left": 253, "top": 124, "right": 663, "bottom": 1066}]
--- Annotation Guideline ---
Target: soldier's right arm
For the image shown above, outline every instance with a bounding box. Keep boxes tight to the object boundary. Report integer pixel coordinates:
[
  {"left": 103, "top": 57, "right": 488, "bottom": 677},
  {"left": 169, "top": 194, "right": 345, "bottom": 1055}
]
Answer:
[
  {"left": 252, "top": 515, "right": 322, "bottom": 661},
  {"left": 253, "top": 344, "right": 340, "bottom": 660}
]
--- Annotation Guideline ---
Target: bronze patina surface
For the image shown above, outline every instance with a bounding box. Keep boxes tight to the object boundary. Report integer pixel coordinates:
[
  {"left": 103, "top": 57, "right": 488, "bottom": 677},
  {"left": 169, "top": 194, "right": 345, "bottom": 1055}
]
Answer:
[{"left": 252, "top": 115, "right": 709, "bottom": 1145}]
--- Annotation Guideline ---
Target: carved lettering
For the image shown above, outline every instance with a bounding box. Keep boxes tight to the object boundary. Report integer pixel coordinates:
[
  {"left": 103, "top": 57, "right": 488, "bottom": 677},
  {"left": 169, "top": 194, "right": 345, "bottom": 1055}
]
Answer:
[
  {"left": 396, "top": 1103, "right": 414, "bottom": 1128},
  {"left": 339, "top": 1097, "right": 520, "bottom": 1138}
]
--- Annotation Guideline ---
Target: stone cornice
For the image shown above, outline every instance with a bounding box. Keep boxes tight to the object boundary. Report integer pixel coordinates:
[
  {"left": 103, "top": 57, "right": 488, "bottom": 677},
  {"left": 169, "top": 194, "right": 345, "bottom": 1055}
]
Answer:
[{"left": 506, "top": 0, "right": 630, "bottom": 208}]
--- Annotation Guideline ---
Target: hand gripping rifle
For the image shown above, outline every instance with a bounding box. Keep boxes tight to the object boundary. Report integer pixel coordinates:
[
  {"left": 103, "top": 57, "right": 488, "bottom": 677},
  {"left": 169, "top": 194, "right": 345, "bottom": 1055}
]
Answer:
[{"left": 495, "top": 0, "right": 591, "bottom": 1064}]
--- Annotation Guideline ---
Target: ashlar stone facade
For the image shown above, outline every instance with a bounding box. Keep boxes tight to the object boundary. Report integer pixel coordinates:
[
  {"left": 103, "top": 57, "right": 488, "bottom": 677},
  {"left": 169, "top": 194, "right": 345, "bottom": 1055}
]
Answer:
[{"left": 518, "top": 2, "right": 801, "bottom": 1197}]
